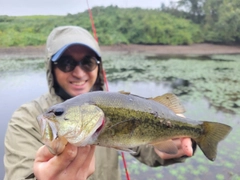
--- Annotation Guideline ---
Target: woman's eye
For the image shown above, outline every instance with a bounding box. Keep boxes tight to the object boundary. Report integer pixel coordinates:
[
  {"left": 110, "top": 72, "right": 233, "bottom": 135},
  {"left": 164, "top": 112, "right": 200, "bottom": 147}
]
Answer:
[
  {"left": 54, "top": 108, "right": 64, "bottom": 116},
  {"left": 65, "top": 64, "right": 72, "bottom": 71}
]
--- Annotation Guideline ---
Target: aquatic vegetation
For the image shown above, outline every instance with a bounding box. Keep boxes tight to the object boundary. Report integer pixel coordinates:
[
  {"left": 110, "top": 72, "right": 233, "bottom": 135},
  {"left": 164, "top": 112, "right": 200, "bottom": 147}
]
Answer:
[
  {"left": 103, "top": 53, "right": 240, "bottom": 115},
  {"left": 224, "top": 162, "right": 235, "bottom": 169},
  {"left": 216, "top": 174, "right": 225, "bottom": 180},
  {"left": 0, "top": 59, "right": 44, "bottom": 73},
  {"left": 169, "top": 169, "right": 179, "bottom": 176},
  {"left": 230, "top": 174, "right": 240, "bottom": 180},
  {"left": 154, "top": 173, "right": 163, "bottom": 179}
]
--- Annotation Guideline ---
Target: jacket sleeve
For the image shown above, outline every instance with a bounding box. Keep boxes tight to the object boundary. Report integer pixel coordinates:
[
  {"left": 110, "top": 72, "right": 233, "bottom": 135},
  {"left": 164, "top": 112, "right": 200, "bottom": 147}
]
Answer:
[
  {"left": 4, "top": 101, "right": 44, "bottom": 180},
  {"left": 131, "top": 141, "right": 197, "bottom": 167}
]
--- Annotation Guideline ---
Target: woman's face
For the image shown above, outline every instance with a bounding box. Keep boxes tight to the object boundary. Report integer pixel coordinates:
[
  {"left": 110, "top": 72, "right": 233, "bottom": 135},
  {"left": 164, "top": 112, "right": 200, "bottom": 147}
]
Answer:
[{"left": 54, "top": 45, "right": 99, "bottom": 97}]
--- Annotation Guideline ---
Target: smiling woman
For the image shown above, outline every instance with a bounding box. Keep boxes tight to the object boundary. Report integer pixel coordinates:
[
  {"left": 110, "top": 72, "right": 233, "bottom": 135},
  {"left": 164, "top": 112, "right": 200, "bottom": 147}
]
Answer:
[{"left": 53, "top": 45, "right": 100, "bottom": 98}]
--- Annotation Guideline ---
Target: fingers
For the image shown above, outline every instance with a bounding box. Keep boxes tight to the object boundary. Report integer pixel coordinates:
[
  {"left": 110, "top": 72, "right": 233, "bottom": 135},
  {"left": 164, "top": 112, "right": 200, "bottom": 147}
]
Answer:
[
  {"left": 34, "top": 144, "right": 96, "bottom": 180},
  {"left": 181, "top": 138, "right": 193, "bottom": 157},
  {"left": 171, "top": 138, "right": 182, "bottom": 149},
  {"left": 68, "top": 145, "right": 95, "bottom": 169},
  {"left": 49, "top": 143, "right": 78, "bottom": 174},
  {"left": 35, "top": 145, "right": 55, "bottom": 163},
  {"left": 154, "top": 137, "right": 193, "bottom": 160},
  {"left": 88, "top": 147, "right": 96, "bottom": 175},
  {"left": 70, "top": 145, "right": 96, "bottom": 178},
  {"left": 155, "top": 147, "right": 185, "bottom": 159},
  {"left": 34, "top": 143, "right": 78, "bottom": 178}
]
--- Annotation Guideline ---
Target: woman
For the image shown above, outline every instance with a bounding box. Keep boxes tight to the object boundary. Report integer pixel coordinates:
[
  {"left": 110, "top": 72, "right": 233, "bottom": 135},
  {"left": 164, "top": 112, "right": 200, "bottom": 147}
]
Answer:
[{"left": 4, "top": 26, "right": 194, "bottom": 180}]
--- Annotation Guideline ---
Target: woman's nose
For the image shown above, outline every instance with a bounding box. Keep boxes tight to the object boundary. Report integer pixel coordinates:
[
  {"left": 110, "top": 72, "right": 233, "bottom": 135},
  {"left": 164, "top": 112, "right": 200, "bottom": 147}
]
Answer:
[{"left": 72, "top": 65, "right": 86, "bottom": 78}]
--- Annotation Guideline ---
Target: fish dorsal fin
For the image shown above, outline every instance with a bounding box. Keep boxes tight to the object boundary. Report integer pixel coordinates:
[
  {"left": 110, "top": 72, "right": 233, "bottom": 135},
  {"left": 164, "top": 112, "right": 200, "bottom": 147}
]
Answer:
[
  {"left": 118, "top": 90, "right": 131, "bottom": 95},
  {"left": 150, "top": 93, "right": 185, "bottom": 114}
]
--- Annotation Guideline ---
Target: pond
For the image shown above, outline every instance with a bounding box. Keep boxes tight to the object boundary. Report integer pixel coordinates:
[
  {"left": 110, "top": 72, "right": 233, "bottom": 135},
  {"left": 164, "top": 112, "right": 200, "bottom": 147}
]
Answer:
[{"left": 0, "top": 52, "right": 239, "bottom": 180}]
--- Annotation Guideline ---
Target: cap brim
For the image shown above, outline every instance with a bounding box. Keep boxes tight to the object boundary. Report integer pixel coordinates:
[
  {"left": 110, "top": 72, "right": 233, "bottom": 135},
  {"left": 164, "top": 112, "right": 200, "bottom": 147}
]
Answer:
[{"left": 51, "top": 43, "right": 101, "bottom": 62}]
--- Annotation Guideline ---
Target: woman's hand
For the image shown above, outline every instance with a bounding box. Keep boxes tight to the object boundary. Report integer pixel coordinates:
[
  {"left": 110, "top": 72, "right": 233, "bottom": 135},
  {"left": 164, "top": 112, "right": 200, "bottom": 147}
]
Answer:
[
  {"left": 154, "top": 137, "right": 193, "bottom": 159},
  {"left": 155, "top": 113, "right": 194, "bottom": 160},
  {"left": 34, "top": 143, "right": 95, "bottom": 180}
]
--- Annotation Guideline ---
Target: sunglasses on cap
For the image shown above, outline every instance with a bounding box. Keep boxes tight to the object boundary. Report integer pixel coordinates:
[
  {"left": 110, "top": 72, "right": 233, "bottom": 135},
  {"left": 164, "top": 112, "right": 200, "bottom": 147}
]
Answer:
[{"left": 53, "top": 55, "right": 100, "bottom": 72}]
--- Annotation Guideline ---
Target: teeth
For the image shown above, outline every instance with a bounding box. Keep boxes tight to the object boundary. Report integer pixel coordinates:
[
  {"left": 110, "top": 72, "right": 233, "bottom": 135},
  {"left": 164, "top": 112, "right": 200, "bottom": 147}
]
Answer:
[{"left": 72, "top": 81, "right": 85, "bottom": 86}]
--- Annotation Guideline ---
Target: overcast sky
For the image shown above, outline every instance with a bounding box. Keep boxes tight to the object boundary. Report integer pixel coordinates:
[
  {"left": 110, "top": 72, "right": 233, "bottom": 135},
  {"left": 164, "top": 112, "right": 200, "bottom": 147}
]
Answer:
[{"left": 0, "top": 0, "right": 177, "bottom": 16}]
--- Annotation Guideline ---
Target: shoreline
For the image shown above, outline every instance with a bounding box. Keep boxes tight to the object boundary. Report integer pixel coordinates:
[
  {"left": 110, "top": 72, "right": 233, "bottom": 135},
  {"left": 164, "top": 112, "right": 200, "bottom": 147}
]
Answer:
[{"left": 0, "top": 43, "right": 240, "bottom": 59}]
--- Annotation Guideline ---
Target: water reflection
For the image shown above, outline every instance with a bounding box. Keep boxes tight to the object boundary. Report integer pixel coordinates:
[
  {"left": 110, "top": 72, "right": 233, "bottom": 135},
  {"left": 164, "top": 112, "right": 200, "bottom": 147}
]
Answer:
[
  {"left": 109, "top": 81, "right": 172, "bottom": 96},
  {"left": 0, "top": 55, "right": 239, "bottom": 179}
]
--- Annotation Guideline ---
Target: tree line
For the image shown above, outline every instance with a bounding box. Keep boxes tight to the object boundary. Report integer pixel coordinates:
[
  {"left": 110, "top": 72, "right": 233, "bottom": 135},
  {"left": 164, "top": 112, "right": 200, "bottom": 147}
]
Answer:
[
  {"left": 163, "top": 0, "right": 240, "bottom": 44},
  {"left": 0, "top": 0, "right": 239, "bottom": 47}
]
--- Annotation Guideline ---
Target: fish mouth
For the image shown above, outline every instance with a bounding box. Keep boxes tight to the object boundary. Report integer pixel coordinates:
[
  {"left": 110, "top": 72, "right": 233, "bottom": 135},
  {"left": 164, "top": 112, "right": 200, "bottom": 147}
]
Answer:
[
  {"left": 37, "top": 114, "right": 58, "bottom": 141},
  {"left": 94, "top": 117, "right": 105, "bottom": 135},
  {"left": 37, "top": 114, "right": 47, "bottom": 137},
  {"left": 88, "top": 116, "right": 105, "bottom": 141}
]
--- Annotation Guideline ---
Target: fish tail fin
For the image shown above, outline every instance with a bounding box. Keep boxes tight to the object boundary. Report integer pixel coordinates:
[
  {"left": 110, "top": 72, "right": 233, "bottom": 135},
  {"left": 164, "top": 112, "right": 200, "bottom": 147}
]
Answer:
[{"left": 196, "top": 121, "right": 232, "bottom": 161}]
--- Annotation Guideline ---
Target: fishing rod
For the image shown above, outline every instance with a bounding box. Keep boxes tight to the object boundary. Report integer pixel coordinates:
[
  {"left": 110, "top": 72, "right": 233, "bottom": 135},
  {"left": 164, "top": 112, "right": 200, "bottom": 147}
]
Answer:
[
  {"left": 86, "top": 0, "right": 98, "bottom": 42},
  {"left": 85, "top": 1, "right": 130, "bottom": 180}
]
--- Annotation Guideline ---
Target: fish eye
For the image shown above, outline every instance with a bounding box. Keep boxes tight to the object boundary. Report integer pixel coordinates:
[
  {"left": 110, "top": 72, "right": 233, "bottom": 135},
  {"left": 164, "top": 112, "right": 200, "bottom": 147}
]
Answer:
[{"left": 54, "top": 108, "right": 64, "bottom": 116}]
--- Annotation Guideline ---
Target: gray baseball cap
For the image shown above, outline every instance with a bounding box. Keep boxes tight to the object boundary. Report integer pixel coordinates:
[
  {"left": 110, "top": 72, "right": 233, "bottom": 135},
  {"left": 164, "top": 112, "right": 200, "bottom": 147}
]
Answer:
[{"left": 46, "top": 26, "right": 101, "bottom": 61}]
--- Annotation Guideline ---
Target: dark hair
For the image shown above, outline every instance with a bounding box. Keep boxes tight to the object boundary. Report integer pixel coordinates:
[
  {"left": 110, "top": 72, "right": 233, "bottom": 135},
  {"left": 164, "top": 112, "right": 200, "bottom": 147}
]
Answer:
[{"left": 92, "top": 58, "right": 105, "bottom": 91}]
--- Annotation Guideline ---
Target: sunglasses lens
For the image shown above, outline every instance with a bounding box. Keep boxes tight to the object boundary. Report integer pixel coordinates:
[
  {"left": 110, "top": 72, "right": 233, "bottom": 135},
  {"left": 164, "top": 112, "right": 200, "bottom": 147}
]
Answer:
[
  {"left": 54, "top": 56, "right": 99, "bottom": 72},
  {"left": 56, "top": 56, "right": 76, "bottom": 72},
  {"left": 81, "top": 56, "right": 99, "bottom": 72}
]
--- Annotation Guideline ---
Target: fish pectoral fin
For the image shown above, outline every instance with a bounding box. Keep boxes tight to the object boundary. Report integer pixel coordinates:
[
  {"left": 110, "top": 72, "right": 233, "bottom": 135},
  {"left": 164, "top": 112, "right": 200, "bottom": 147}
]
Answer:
[
  {"left": 151, "top": 140, "right": 178, "bottom": 154},
  {"left": 150, "top": 93, "right": 186, "bottom": 114}
]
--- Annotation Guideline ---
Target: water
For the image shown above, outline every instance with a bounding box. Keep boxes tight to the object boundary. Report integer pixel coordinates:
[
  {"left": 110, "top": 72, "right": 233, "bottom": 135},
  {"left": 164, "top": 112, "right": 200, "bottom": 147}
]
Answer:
[{"left": 0, "top": 54, "right": 240, "bottom": 179}]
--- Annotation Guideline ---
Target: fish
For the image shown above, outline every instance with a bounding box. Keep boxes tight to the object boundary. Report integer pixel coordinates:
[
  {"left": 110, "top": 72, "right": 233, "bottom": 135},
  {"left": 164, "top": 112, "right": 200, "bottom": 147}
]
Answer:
[{"left": 37, "top": 91, "right": 232, "bottom": 161}]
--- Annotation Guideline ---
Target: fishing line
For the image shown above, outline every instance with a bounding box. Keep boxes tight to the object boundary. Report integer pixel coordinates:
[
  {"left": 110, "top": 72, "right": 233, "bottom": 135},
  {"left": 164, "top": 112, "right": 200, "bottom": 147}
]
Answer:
[{"left": 85, "top": 1, "right": 130, "bottom": 180}]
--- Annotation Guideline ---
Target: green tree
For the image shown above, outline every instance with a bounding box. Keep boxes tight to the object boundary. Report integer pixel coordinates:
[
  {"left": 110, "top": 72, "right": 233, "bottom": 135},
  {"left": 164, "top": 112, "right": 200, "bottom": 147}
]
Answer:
[
  {"left": 177, "top": 0, "right": 205, "bottom": 23},
  {"left": 203, "top": 0, "right": 240, "bottom": 43},
  {"left": 0, "top": 6, "right": 204, "bottom": 47}
]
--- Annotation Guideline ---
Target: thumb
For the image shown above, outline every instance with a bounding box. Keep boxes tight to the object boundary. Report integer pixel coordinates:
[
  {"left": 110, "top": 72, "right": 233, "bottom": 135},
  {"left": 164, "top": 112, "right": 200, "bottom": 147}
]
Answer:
[
  {"left": 35, "top": 145, "right": 55, "bottom": 162},
  {"left": 181, "top": 138, "right": 193, "bottom": 157}
]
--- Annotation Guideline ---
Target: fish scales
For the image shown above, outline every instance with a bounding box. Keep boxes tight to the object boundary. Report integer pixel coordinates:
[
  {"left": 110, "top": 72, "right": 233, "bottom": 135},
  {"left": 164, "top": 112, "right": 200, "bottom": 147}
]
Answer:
[
  {"left": 63, "top": 92, "right": 202, "bottom": 146},
  {"left": 94, "top": 104, "right": 203, "bottom": 148}
]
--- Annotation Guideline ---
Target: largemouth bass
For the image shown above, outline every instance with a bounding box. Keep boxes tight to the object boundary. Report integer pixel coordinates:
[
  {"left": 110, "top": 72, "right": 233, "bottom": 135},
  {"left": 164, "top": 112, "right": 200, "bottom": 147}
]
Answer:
[{"left": 37, "top": 91, "right": 232, "bottom": 161}]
